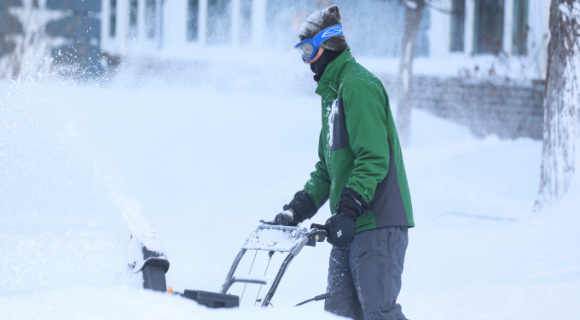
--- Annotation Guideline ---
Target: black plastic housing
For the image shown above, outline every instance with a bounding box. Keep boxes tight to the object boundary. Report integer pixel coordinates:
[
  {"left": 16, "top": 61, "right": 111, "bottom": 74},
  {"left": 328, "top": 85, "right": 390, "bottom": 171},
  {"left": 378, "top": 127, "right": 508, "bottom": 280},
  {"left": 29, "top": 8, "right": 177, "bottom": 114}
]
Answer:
[{"left": 181, "top": 290, "right": 240, "bottom": 309}]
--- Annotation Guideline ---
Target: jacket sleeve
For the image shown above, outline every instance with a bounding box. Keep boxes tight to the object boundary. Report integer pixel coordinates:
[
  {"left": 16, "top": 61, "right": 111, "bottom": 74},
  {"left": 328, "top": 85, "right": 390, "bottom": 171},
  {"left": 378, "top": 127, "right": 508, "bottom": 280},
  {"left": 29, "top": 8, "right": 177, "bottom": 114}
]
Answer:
[
  {"left": 342, "top": 79, "right": 390, "bottom": 204},
  {"left": 303, "top": 131, "right": 331, "bottom": 208}
]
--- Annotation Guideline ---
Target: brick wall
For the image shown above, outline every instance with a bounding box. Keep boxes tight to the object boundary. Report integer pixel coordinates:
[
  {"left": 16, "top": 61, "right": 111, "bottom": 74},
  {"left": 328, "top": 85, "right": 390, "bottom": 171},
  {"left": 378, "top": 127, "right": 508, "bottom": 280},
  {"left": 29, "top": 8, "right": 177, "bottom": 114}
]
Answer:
[{"left": 378, "top": 74, "right": 545, "bottom": 140}]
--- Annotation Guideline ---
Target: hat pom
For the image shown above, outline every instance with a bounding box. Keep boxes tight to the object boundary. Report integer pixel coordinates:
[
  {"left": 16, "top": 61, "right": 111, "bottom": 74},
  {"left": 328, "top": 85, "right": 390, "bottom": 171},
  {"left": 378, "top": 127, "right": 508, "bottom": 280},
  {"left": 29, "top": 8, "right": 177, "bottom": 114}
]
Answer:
[{"left": 327, "top": 5, "right": 341, "bottom": 21}]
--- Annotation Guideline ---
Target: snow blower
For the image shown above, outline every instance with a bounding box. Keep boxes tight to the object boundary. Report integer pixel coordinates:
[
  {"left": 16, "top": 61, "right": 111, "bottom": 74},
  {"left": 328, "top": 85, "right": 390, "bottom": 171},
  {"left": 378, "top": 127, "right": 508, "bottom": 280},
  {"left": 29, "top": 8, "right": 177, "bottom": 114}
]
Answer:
[{"left": 128, "top": 222, "right": 328, "bottom": 308}]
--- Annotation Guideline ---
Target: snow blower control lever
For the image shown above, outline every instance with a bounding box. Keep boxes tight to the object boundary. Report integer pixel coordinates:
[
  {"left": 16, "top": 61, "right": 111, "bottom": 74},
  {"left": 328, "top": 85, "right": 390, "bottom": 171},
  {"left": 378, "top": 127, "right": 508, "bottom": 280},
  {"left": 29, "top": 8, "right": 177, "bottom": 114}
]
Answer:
[{"left": 306, "top": 223, "right": 328, "bottom": 246}]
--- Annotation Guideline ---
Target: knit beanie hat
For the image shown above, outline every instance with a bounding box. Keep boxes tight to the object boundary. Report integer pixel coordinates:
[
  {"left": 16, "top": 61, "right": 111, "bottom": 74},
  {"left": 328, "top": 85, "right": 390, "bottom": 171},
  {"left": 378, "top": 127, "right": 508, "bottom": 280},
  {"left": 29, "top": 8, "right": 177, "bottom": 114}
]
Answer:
[{"left": 298, "top": 5, "right": 347, "bottom": 52}]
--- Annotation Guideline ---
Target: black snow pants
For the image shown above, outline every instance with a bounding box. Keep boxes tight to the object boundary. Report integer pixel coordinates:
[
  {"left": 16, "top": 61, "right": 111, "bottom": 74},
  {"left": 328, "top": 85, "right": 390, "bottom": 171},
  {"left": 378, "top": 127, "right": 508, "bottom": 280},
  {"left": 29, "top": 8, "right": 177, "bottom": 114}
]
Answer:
[{"left": 324, "top": 226, "right": 408, "bottom": 320}]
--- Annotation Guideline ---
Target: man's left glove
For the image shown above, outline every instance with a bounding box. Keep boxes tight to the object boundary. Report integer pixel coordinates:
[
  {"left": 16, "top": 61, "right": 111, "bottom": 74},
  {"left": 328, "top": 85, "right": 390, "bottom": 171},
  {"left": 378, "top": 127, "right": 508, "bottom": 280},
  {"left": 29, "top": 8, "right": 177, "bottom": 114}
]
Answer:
[
  {"left": 274, "top": 210, "right": 296, "bottom": 226},
  {"left": 325, "top": 188, "right": 369, "bottom": 247},
  {"left": 273, "top": 191, "right": 318, "bottom": 226}
]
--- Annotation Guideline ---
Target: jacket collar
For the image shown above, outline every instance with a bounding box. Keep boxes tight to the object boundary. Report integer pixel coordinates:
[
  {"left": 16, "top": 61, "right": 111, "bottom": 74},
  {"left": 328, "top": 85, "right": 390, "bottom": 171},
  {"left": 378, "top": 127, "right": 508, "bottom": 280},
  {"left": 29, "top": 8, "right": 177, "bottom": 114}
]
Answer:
[{"left": 315, "top": 47, "right": 353, "bottom": 99}]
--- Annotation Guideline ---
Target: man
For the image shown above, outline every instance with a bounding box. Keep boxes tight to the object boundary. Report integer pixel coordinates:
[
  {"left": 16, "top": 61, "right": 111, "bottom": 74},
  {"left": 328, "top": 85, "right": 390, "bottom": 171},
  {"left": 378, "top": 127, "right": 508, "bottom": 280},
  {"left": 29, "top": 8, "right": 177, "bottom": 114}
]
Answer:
[{"left": 273, "top": 5, "right": 414, "bottom": 320}]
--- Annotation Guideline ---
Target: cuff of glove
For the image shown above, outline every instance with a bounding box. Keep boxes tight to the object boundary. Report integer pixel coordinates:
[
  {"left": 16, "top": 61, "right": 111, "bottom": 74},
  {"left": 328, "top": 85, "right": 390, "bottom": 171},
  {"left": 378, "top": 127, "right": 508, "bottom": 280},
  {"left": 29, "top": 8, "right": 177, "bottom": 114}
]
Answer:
[
  {"left": 336, "top": 187, "right": 369, "bottom": 219},
  {"left": 283, "top": 191, "right": 318, "bottom": 223}
]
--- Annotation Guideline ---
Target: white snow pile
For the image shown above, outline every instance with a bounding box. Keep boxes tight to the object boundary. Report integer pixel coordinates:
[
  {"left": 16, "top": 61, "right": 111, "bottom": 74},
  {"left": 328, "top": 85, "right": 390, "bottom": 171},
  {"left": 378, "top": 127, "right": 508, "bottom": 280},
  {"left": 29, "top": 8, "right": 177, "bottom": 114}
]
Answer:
[{"left": 0, "top": 59, "right": 579, "bottom": 319}]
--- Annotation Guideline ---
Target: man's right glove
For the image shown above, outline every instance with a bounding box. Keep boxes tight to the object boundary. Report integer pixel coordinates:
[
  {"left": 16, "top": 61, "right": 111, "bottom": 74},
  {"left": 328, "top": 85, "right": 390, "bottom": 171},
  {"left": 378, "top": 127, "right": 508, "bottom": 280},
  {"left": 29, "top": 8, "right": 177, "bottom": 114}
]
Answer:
[
  {"left": 325, "top": 212, "right": 356, "bottom": 247},
  {"left": 274, "top": 191, "right": 318, "bottom": 226},
  {"left": 325, "top": 187, "right": 369, "bottom": 247}
]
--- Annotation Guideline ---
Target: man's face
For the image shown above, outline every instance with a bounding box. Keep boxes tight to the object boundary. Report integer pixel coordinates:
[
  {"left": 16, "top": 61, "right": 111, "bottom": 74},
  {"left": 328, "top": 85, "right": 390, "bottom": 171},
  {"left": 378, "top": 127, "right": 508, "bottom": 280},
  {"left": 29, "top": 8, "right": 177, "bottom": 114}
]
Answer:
[{"left": 305, "top": 47, "right": 325, "bottom": 64}]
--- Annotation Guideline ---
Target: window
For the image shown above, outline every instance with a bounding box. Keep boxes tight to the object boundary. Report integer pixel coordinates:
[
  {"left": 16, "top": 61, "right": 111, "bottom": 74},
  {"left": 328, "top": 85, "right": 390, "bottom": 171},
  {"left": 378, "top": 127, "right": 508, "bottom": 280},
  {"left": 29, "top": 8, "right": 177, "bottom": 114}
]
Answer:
[
  {"left": 129, "top": 0, "right": 139, "bottom": 38},
  {"left": 109, "top": 0, "right": 117, "bottom": 37},
  {"left": 207, "top": 0, "right": 232, "bottom": 45},
  {"left": 145, "top": 0, "right": 157, "bottom": 39},
  {"left": 238, "top": 0, "right": 252, "bottom": 44},
  {"left": 474, "top": 0, "right": 504, "bottom": 54},
  {"left": 449, "top": 0, "right": 465, "bottom": 52},
  {"left": 187, "top": 0, "right": 199, "bottom": 41},
  {"left": 512, "top": 0, "right": 528, "bottom": 55}
]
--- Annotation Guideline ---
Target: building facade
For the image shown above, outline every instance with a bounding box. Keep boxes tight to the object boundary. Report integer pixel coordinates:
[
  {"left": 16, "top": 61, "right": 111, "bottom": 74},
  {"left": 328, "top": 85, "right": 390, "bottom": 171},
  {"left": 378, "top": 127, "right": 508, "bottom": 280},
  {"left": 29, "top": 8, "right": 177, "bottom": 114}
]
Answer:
[
  {"left": 1, "top": 1, "right": 551, "bottom": 139},
  {"left": 100, "top": 0, "right": 268, "bottom": 58},
  {"left": 99, "top": 0, "right": 551, "bottom": 140},
  {"left": 100, "top": 0, "right": 550, "bottom": 79},
  {"left": 429, "top": 0, "right": 550, "bottom": 78}
]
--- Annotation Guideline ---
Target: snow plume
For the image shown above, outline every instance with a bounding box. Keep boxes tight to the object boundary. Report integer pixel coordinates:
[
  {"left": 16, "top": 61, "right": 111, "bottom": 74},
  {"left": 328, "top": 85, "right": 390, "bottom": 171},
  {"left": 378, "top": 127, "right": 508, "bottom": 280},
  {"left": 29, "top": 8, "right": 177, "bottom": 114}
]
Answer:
[
  {"left": 0, "top": 80, "right": 102, "bottom": 215},
  {"left": 0, "top": 79, "right": 130, "bottom": 295},
  {"left": 0, "top": 78, "right": 164, "bottom": 281},
  {"left": 105, "top": 176, "right": 166, "bottom": 255},
  {"left": 0, "top": 0, "right": 69, "bottom": 80}
]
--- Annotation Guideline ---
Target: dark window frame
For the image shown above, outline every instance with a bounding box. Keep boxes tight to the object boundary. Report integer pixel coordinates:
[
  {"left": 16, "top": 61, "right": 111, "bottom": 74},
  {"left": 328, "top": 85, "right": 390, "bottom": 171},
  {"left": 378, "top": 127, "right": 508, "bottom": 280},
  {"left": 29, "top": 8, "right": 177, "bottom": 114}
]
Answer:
[
  {"left": 449, "top": 0, "right": 465, "bottom": 52},
  {"left": 474, "top": 0, "right": 505, "bottom": 55},
  {"left": 238, "top": 0, "right": 252, "bottom": 44},
  {"left": 109, "top": 0, "right": 117, "bottom": 37},
  {"left": 187, "top": 0, "right": 199, "bottom": 41},
  {"left": 512, "top": 0, "right": 528, "bottom": 55},
  {"left": 206, "top": 0, "right": 232, "bottom": 45},
  {"left": 129, "top": 0, "right": 139, "bottom": 38},
  {"left": 145, "top": 0, "right": 157, "bottom": 39}
]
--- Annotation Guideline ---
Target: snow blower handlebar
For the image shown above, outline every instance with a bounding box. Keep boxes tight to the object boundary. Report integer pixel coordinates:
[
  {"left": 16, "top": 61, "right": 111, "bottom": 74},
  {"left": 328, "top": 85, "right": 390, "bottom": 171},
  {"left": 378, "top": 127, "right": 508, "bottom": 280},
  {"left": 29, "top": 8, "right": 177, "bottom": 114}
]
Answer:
[
  {"left": 220, "top": 223, "right": 330, "bottom": 307},
  {"left": 257, "top": 220, "right": 328, "bottom": 247}
]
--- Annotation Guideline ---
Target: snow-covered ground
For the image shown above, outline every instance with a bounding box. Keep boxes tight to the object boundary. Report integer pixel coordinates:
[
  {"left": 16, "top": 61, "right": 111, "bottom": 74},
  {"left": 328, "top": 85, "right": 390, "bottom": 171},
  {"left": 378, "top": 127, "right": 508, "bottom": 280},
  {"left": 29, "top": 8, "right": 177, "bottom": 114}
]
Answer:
[{"left": 0, "top": 60, "right": 578, "bottom": 319}]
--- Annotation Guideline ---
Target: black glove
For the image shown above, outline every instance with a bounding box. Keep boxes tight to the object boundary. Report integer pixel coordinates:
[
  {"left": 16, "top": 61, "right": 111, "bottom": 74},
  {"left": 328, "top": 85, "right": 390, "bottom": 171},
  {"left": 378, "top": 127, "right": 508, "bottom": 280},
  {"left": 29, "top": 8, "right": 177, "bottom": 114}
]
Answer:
[
  {"left": 274, "top": 210, "right": 296, "bottom": 226},
  {"left": 325, "top": 213, "right": 356, "bottom": 247},
  {"left": 274, "top": 191, "right": 318, "bottom": 226},
  {"left": 325, "top": 188, "right": 369, "bottom": 247}
]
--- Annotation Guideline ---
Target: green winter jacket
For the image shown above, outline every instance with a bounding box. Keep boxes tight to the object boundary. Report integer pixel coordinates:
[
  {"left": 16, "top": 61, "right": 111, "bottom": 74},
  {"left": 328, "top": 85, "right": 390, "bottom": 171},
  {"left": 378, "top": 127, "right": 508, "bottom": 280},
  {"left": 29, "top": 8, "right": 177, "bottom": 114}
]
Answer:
[{"left": 303, "top": 48, "right": 414, "bottom": 232}]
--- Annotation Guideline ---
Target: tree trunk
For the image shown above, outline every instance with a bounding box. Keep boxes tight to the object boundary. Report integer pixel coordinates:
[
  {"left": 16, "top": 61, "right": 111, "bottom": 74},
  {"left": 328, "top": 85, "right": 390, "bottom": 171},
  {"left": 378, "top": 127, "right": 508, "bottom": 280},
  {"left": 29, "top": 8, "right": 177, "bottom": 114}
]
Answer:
[
  {"left": 396, "top": 0, "right": 426, "bottom": 145},
  {"left": 535, "top": 0, "right": 580, "bottom": 210}
]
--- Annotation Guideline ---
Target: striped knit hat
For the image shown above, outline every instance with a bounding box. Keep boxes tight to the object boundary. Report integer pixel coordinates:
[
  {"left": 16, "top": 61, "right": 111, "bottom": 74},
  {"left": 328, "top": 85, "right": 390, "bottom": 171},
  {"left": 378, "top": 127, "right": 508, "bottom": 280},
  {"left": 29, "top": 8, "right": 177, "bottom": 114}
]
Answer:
[{"left": 298, "top": 5, "right": 347, "bottom": 52}]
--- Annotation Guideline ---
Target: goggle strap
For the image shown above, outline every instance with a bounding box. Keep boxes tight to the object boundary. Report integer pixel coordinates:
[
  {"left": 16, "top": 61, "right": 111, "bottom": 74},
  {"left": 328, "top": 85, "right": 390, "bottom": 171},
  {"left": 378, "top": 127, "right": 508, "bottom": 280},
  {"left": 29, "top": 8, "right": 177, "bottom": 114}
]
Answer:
[{"left": 314, "top": 25, "right": 343, "bottom": 46}]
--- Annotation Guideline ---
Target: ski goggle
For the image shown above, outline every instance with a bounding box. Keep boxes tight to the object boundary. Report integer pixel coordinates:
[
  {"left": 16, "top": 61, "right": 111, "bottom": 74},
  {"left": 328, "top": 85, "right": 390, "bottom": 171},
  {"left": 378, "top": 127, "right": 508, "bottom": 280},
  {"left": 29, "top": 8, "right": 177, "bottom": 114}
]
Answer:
[{"left": 294, "top": 25, "right": 343, "bottom": 61}]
